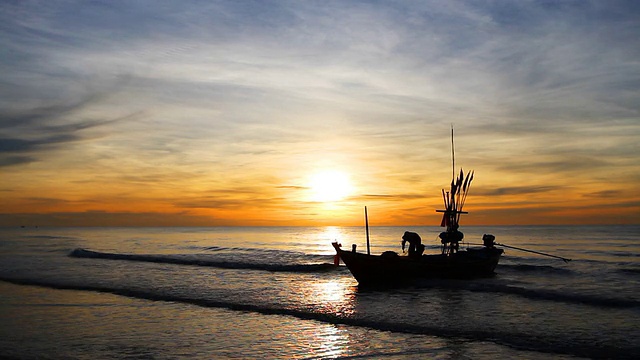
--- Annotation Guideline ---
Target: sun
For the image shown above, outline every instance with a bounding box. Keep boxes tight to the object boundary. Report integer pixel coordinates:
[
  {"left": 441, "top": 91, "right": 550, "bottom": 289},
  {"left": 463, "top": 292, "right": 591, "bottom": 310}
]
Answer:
[{"left": 309, "top": 170, "right": 352, "bottom": 202}]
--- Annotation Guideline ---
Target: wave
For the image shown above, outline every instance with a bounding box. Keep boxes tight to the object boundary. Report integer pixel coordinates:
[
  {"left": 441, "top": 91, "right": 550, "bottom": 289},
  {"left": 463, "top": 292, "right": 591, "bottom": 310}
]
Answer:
[
  {"left": 69, "top": 248, "right": 337, "bottom": 273},
  {"left": 618, "top": 267, "right": 640, "bottom": 275},
  {"left": 498, "top": 263, "right": 571, "bottom": 274},
  {"left": 402, "top": 277, "right": 640, "bottom": 309},
  {"left": 430, "top": 280, "right": 640, "bottom": 309},
  {"left": 610, "top": 251, "right": 640, "bottom": 258},
  {"left": 1, "top": 275, "right": 637, "bottom": 360},
  {"left": 182, "top": 245, "right": 226, "bottom": 252},
  {"left": 68, "top": 248, "right": 639, "bottom": 309},
  {"left": 19, "top": 235, "right": 79, "bottom": 242}
]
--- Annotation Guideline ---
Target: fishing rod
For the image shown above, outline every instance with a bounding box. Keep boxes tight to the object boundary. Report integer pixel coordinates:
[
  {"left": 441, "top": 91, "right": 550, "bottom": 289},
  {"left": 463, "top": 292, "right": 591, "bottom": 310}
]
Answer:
[
  {"left": 496, "top": 243, "right": 572, "bottom": 263},
  {"left": 465, "top": 242, "right": 572, "bottom": 263}
]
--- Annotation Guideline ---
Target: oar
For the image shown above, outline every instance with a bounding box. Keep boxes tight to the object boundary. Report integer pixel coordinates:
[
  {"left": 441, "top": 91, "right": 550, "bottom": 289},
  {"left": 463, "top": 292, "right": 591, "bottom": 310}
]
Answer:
[{"left": 495, "top": 242, "right": 572, "bottom": 263}]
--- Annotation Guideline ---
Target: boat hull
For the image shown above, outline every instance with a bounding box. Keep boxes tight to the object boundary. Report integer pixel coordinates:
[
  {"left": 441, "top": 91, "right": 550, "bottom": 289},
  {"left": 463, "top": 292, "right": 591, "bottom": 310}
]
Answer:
[{"left": 333, "top": 242, "right": 503, "bottom": 286}]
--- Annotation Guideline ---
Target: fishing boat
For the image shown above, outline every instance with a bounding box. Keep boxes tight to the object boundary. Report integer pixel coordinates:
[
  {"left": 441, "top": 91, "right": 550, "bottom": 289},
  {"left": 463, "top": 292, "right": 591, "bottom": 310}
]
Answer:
[
  {"left": 332, "top": 187, "right": 503, "bottom": 286},
  {"left": 332, "top": 239, "right": 503, "bottom": 286},
  {"left": 333, "top": 130, "right": 504, "bottom": 286}
]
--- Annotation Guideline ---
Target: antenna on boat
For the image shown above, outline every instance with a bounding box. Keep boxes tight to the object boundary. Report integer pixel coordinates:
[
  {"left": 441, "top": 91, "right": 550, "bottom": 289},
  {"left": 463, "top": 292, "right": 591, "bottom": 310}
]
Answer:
[
  {"left": 365, "top": 206, "right": 371, "bottom": 255},
  {"left": 451, "top": 124, "right": 455, "bottom": 181}
]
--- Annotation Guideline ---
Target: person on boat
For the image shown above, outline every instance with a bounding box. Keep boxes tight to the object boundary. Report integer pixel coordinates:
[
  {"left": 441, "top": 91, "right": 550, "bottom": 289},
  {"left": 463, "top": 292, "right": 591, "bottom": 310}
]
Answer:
[
  {"left": 402, "top": 231, "right": 425, "bottom": 258},
  {"left": 439, "top": 225, "right": 464, "bottom": 254}
]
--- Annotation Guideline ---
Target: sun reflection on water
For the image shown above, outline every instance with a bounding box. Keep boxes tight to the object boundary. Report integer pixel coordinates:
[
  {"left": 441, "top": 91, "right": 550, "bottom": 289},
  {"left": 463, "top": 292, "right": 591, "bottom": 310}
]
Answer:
[
  {"left": 311, "top": 226, "right": 351, "bottom": 255},
  {"left": 301, "top": 278, "right": 357, "bottom": 320},
  {"left": 294, "top": 279, "right": 357, "bottom": 359},
  {"left": 322, "top": 226, "right": 345, "bottom": 244}
]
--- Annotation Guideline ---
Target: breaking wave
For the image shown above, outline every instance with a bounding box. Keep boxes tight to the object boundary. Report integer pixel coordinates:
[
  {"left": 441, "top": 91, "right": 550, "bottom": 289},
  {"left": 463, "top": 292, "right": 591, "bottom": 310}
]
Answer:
[
  {"left": 67, "top": 249, "right": 639, "bottom": 309},
  {"left": 1, "top": 275, "right": 637, "bottom": 360},
  {"left": 618, "top": 267, "right": 640, "bottom": 275},
  {"left": 463, "top": 282, "right": 640, "bottom": 309},
  {"left": 401, "top": 278, "right": 640, "bottom": 309},
  {"left": 69, "top": 248, "right": 337, "bottom": 273},
  {"left": 498, "top": 263, "right": 572, "bottom": 274}
]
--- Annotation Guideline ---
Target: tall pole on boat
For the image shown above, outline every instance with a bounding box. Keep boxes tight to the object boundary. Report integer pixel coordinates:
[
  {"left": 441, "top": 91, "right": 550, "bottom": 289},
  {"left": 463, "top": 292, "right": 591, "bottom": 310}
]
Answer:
[
  {"left": 365, "top": 206, "right": 370, "bottom": 255},
  {"left": 451, "top": 125, "right": 455, "bottom": 181}
]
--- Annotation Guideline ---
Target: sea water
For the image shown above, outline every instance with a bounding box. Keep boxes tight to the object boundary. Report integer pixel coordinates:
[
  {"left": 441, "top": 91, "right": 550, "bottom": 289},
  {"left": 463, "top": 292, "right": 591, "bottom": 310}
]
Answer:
[{"left": 0, "top": 225, "right": 638, "bottom": 359}]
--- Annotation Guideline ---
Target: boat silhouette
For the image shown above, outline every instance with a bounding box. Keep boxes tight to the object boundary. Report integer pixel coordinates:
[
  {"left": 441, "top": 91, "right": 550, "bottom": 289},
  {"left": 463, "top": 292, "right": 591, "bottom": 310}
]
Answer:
[{"left": 333, "top": 128, "right": 504, "bottom": 286}]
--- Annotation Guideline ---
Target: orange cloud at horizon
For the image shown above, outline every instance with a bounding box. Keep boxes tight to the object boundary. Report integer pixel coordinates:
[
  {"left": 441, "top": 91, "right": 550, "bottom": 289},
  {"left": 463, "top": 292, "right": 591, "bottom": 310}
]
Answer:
[{"left": 2, "top": 163, "right": 638, "bottom": 227}]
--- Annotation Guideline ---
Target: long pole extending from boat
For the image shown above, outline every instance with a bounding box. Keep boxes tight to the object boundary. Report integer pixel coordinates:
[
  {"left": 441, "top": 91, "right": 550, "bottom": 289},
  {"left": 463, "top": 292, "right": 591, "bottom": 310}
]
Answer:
[
  {"left": 496, "top": 242, "right": 572, "bottom": 263},
  {"left": 365, "top": 206, "right": 370, "bottom": 255}
]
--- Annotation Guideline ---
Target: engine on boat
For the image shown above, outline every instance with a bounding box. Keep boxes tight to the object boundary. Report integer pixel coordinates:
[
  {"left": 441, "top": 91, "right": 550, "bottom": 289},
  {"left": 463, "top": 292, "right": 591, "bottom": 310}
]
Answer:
[{"left": 482, "top": 234, "right": 496, "bottom": 248}]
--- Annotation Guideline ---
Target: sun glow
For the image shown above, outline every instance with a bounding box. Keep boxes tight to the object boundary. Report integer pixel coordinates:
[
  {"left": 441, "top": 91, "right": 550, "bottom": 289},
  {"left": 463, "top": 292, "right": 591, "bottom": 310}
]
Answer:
[{"left": 309, "top": 170, "right": 352, "bottom": 202}]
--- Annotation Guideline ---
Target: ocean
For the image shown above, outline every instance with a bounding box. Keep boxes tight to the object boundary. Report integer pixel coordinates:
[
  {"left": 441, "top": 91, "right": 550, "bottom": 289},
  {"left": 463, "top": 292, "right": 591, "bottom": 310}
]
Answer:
[{"left": 0, "top": 225, "right": 638, "bottom": 359}]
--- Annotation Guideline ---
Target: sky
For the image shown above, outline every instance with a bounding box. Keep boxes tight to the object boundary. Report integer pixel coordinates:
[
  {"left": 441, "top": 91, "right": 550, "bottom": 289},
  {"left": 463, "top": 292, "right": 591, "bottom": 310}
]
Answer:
[{"left": 1, "top": 0, "right": 639, "bottom": 227}]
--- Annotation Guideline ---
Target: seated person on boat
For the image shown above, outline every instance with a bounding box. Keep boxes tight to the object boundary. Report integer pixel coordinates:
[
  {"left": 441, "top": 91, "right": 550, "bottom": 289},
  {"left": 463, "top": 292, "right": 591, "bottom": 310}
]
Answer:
[{"left": 439, "top": 226, "right": 464, "bottom": 254}]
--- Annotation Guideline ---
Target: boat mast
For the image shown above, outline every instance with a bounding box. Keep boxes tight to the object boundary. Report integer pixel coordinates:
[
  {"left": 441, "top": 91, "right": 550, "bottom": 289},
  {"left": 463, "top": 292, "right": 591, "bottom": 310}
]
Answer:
[
  {"left": 365, "top": 206, "right": 370, "bottom": 255},
  {"left": 451, "top": 125, "right": 455, "bottom": 181},
  {"left": 437, "top": 126, "right": 472, "bottom": 255}
]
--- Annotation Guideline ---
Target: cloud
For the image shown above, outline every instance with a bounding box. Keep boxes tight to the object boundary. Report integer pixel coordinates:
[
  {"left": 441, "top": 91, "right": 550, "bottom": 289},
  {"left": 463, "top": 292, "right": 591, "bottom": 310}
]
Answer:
[
  {"left": 277, "top": 186, "right": 308, "bottom": 190},
  {"left": 474, "top": 186, "right": 561, "bottom": 197},
  {"left": 4, "top": 1, "right": 637, "bottom": 134},
  {"left": 353, "top": 194, "right": 426, "bottom": 201},
  {"left": 0, "top": 134, "right": 77, "bottom": 154},
  {"left": 0, "top": 0, "right": 638, "bottom": 225},
  {"left": 0, "top": 93, "right": 143, "bottom": 167},
  {"left": 0, "top": 211, "right": 228, "bottom": 227},
  {"left": 495, "top": 157, "right": 613, "bottom": 175},
  {"left": 0, "top": 155, "right": 35, "bottom": 167},
  {"left": 584, "top": 190, "right": 624, "bottom": 199}
]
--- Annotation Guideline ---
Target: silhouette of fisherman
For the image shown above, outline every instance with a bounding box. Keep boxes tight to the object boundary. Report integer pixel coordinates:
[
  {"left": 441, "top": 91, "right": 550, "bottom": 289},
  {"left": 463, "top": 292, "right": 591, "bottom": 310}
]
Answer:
[
  {"left": 439, "top": 225, "right": 464, "bottom": 254},
  {"left": 402, "top": 231, "right": 425, "bottom": 259}
]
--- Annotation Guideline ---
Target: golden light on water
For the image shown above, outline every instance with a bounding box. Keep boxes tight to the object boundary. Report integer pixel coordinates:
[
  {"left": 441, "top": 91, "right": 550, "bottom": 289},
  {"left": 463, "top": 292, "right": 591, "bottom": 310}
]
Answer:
[
  {"left": 305, "top": 279, "right": 356, "bottom": 317},
  {"left": 321, "top": 226, "right": 346, "bottom": 246},
  {"left": 304, "top": 323, "right": 349, "bottom": 359},
  {"left": 300, "top": 279, "right": 357, "bottom": 358}
]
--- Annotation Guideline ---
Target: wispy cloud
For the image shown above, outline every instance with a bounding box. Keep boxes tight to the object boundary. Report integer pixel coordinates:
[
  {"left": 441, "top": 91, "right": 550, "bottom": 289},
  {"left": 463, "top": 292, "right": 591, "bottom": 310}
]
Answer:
[
  {"left": 0, "top": 95, "right": 142, "bottom": 167},
  {"left": 474, "top": 186, "right": 562, "bottom": 197},
  {"left": 0, "top": 0, "right": 638, "bottom": 225}
]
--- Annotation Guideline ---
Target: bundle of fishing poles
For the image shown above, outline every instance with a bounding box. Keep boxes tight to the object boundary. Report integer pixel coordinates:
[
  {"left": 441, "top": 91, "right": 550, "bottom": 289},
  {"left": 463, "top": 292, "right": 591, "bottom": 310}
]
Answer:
[
  {"left": 441, "top": 168, "right": 473, "bottom": 229},
  {"left": 438, "top": 126, "right": 571, "bottom": 262},
  {"left": 441, "top": 170, "right": 572, "bottom": 263}
]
